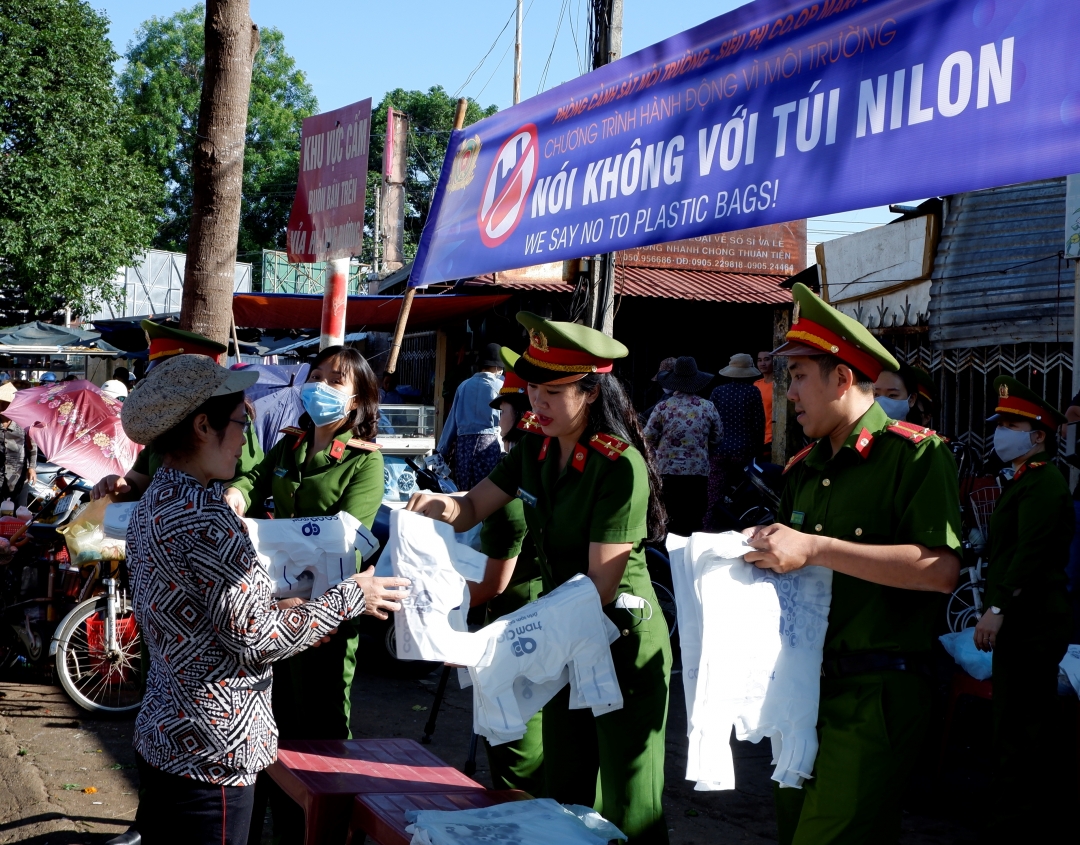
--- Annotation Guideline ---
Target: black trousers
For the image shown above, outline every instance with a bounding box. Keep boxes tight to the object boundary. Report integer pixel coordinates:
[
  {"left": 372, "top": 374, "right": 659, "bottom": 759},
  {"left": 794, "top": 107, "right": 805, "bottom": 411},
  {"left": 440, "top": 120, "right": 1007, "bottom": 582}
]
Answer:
[
  {"left": 135, "top": 755, "right": 256, "bottom": 845},
  {"left": 660, "top": 474, "right": 707, "bottom": 538}
]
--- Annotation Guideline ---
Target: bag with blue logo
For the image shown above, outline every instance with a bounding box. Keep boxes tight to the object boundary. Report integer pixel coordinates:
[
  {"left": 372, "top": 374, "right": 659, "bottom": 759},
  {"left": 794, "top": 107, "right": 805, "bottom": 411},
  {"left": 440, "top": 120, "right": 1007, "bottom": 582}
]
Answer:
[{"left": 243, "top": 511, "right": 380, "bottom": 600}]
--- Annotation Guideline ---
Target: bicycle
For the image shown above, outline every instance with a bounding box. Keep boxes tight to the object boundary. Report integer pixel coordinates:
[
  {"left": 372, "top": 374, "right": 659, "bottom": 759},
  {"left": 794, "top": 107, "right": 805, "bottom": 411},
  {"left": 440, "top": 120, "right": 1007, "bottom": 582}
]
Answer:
[{"left": 946, "top": 482, "right": 1000, "bottom": 633}]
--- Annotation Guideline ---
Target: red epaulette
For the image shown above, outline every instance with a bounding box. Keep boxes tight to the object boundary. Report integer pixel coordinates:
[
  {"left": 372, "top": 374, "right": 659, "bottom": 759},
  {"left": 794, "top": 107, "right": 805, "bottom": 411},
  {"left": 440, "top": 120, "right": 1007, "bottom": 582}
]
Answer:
[
  {"left": 588, "top": 432, "right": 628, "bottom": 461},
  {"left": 886, "top": 420, "right": 938, "bottom": 445},
  {"left": 1014, "top": 460, "right": 1046, "bottom": 481},
  {"left": 516, "top": 411, "right": 544, "bottom": 434},
  {"left": 347, "top": 438, "right": 382, "bottom": 451},
  {"left": 783, "top": 442, "right": 815, "bottom": 475}
]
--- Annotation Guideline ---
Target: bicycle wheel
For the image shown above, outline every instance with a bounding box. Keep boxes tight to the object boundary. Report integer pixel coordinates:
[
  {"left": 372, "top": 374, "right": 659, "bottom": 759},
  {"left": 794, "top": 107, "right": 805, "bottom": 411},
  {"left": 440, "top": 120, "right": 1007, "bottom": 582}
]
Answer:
[
  {"left": 55, "top": 596, "right": 143, "bottom": 714},
  {"left": 945, "top": 582, "right": 982, "bottom": 633}
]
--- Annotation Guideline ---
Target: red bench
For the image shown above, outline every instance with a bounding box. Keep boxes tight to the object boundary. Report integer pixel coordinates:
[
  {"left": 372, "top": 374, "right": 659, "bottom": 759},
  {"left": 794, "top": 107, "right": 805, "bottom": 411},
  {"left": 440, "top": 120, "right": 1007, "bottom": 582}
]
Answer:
[
  {"left": 347, "top": 789, "right": 533, "bottom": 845},
  {"left": 266, "top": 738, "right": 486, "bottom": 845}
]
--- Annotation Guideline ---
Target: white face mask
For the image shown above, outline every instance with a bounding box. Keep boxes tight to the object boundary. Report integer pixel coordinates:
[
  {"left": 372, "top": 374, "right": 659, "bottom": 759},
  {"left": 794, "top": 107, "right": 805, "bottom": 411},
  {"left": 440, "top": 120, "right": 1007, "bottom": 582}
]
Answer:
[
  {"left": 875, "top": 395, "right": 911, "bottom": 421},
  {"left": 993, "top": 427, "right": 1036, "bottom": 463}
]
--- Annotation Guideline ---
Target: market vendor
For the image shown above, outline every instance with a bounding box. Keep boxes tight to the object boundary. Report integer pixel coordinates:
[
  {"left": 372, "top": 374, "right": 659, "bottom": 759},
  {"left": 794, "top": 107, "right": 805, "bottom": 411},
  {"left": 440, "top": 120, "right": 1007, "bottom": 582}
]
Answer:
[
  {"left": 469, "top": 348, "right": 545, "bottom": 795},
  {"left": 974, "top": 376, "right": 1072, "bottom": 841},
  {"left": 0, "top": 382, "right": 37, "bottom": 507},
  {"left": 224, "top": 345, "right": 384, "bottom": 844},
  {"left": 91, "top": 321, "right": 262, "bottom": 502},
  {"left": 407, "top": 313, "right": 671, "bottom": 844},
  {"left": 744, "top": 283, "right": 962, "bottom": 845}
]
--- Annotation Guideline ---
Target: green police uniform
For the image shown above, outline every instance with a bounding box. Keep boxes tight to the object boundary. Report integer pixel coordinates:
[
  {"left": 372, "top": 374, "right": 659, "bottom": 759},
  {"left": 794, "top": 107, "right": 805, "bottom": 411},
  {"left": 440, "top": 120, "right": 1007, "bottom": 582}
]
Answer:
[
  {"left": 984, "top": 377, "right": 1072, "bottom": 839},
  {"left": 230, "top": 416, "right": 384, "bottom": 740},
  {"left": 484, "top": 313, "right": 671, "bottom": 845},
  {"left": 772, "top": 285, "right": 963, "bottom": 845},
  {"left": 478, "top": 496, "right": 545, "bottom": 794},
  {"left": 130, "top": 425, "right": 263, "bottom": 480}
]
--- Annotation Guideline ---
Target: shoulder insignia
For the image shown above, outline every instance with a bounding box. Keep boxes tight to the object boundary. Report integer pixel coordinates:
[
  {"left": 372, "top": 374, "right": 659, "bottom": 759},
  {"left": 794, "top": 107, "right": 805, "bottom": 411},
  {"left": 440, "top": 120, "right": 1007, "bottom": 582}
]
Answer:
[
  {"left": 280, "top": 426, "right": 305, "bottom": 438},
  {"left": 1014, "top": 460, "right": 1046, "bottom": 481},
  {"left": 886, "top": 420, "right": 938, "bottom": 445},
  {"left": 516, "top": 411, "right": 544, "bottom": 434},
  {"left": 347, "top": 438, "right": 382, "bottom": 451},
  {"left": 589, "top": 432, "right": 629, "bottom": 461},
  {"left": 853, "top": 427, "right": 874, "bottom": 459},
  {"left": 783, "top": 442, "right": 815, "bottom": 475}
]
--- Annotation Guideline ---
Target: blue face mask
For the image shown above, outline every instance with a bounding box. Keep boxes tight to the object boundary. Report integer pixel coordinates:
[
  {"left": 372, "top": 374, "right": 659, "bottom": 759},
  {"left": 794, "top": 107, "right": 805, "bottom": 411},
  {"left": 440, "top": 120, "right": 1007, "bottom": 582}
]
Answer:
[
  {"left": 300, "top": 381, "right": 354, "bottom": 427},
  {"left": 875, "top": 395, "right": 911, "bottom": 421}
]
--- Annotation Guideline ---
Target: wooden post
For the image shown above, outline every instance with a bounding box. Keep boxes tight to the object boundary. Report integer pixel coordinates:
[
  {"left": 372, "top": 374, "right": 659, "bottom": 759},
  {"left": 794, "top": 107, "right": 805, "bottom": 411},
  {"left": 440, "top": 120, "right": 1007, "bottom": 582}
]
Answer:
[
  {"left": 771, "top": 306, "right": 794, "bottom": 465},
  {"left": 433, "top": 329, "right": 448, "bottom": 442},
  {"left": 386, "top": 97, "right": 468, "bottom": 374}
]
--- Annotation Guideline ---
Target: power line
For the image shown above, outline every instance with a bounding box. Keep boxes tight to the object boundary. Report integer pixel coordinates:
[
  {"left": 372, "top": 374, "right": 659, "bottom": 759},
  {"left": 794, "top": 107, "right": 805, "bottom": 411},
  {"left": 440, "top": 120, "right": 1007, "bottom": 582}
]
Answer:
[
  {"left": 454, "top": 4, "right": 518, "bottom": 98},
  {"left": 537, "top": 0, "right": 571, "bottom": 95},
  {"left": 475, "top": 0, "right": 536, "bottom": 100}
]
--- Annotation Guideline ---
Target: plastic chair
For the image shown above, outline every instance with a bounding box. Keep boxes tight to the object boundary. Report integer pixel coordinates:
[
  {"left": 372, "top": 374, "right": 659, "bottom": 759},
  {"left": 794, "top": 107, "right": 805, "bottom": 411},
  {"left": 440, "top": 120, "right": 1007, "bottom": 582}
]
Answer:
[
  {"left": 266, "top": 738, "right": 486, "bottom": 845},
  {"left": 346, "top": 789, "right": 533, "bottom": 845}
]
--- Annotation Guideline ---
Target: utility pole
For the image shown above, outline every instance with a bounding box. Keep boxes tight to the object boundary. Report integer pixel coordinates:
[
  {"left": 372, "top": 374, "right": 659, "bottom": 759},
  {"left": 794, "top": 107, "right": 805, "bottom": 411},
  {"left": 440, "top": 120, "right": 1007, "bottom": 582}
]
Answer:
[
  {"left": 588, "top": 0, "right": 622, "bottom": 336},
  {"left": 513, "top": 0, "right": 523, "bottom": 105}
]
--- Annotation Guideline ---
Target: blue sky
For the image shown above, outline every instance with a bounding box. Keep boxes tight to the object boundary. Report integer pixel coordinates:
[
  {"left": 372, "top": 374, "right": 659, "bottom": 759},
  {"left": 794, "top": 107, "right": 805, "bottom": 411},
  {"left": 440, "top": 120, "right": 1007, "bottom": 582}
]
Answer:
[{"left": 93, "top": 0, "right": 901, "bottom": 258}]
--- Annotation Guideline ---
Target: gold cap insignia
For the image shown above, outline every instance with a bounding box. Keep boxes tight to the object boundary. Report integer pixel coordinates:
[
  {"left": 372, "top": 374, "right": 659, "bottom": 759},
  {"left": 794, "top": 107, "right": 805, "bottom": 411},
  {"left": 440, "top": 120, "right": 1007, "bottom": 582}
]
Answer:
[
  {"left": 792, "top": 301, "right": 801, "bottom": 324},
  {"left": 998, "top": 383, "right": 1009, "bottom": 399},
  {"left": 447, "top": 135, "right": 482, "bottom": 193},
  {"left": 528, "top": 328, "right": 549, "bottom": 353}
]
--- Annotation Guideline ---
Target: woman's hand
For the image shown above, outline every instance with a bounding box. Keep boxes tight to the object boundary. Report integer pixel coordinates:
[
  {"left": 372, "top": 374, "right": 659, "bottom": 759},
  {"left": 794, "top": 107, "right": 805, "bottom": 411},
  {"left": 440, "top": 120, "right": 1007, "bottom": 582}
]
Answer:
[
  {"left": 405, "top": 492, "right": 459, "bottom": 523},
  {"left": 352, "top": 565, "right": 411, "bottom": 620},
  {"left": 973, "top": 609, "right": 1004, "bottom": 651},
  {"left": 223, "top": 487, "right": 247, "bottom": 517},
  {"left": 744, "top": 523, "right": 816, "bottom": 574},
  {"left": 92, "top": 474, "right": 131, "bottom": 502}
]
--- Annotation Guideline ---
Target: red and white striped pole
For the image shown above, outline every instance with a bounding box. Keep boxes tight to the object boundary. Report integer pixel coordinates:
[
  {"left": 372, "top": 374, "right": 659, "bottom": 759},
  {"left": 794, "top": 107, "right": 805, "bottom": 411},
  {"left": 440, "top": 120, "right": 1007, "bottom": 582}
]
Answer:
[{"left": 320, "top": 257, "right": 349, "bottom": 349}]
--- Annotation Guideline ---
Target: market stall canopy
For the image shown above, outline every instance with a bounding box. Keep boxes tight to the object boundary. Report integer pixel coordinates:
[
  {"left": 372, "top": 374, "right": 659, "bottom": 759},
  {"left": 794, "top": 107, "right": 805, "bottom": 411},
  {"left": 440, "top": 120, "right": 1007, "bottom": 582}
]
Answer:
[
  {"left": 0, "top": 321, "right": 106, "bottom": 348},
  {"left": 231, "top": 292, "right": 511, "bottom": 332}
]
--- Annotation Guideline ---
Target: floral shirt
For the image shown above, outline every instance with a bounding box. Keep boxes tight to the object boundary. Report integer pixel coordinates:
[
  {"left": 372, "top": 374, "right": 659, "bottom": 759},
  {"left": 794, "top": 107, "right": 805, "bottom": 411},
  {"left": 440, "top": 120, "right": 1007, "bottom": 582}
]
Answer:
[
  {"left": 128, "top": 468, "right": 367, "bottom": 786},
  {"left": 643, "top": 392, "right": 722, "bottom": 476}
]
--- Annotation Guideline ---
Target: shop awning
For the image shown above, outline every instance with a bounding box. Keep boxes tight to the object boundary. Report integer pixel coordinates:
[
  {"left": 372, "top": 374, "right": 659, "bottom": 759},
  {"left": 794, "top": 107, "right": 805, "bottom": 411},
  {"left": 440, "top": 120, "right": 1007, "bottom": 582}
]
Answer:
[{"left": 231, "top": 292, "right": 512, "bottom": 331}]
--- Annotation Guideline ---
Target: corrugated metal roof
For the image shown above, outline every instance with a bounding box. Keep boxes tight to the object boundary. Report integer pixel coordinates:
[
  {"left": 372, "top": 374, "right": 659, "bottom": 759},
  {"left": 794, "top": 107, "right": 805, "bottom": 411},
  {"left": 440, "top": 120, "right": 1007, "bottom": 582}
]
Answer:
[
  {"left": 929, "top": 178, "right": 1070, "bottom": 349},
  {"left": 468, "top": 269, "right": 791, "bottom": 304}
]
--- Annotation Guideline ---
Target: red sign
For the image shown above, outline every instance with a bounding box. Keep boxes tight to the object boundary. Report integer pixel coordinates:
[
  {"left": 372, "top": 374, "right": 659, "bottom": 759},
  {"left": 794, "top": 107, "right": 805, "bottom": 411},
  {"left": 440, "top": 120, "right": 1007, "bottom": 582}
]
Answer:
[
  {"left": 477, "top": 125, "right": 539, "bottom": 248},
  {"left": 617, "top": 221, "right": 806, "bottom": 277},
  {"left": 287, "top": 98, "right": 372, "bottom": 263}
]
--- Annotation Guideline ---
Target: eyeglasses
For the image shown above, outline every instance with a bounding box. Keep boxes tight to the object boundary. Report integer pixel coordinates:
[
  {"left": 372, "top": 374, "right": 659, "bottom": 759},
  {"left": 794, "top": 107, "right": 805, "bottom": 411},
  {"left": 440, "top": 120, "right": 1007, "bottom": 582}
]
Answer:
[{"left": 229, "top": 416, "right": 251, "bottom": 434}]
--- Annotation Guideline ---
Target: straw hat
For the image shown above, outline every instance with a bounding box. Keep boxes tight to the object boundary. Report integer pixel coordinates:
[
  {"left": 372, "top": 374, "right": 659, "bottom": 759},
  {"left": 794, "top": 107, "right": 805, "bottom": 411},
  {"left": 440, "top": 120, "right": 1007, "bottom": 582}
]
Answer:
[
  {"left": 0, "top": 383, "right": 16, "bottom": 404},
  {"left": 121, "top": 354, "right": 258, "bottom": 445},
  {"left": 657, "top": 357, "right": 713, "bottom": 394},
  {"left": 719, "top": 353, "right": 762, "bottom": 379}
]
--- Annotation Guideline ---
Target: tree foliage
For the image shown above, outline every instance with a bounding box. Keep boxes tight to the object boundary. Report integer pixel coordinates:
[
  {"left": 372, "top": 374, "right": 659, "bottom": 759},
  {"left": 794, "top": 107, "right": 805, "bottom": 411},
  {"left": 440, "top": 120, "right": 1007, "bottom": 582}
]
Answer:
[
  {"left": 366, "top": 88, "right": 497, "bottom": 262},
  {"left": 0, "top": 0, "right": 158, "bottom": 321},
  {"left": 118, "top": 4, "right": 317, "bottom": 266}
]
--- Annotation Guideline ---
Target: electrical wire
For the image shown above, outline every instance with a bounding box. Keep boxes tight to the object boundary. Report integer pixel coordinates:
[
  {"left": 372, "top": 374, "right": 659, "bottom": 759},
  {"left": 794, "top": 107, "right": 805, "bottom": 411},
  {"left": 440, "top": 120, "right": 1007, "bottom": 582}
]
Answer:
[
  {"left": 454, "top": 3, "right": 518, "bottom": 98},
  {"left": 475, "top": 0, "right": 537, "bottom": 101},
  {"left": 537, "top": 0, "right": 571, "bottom": 95}
]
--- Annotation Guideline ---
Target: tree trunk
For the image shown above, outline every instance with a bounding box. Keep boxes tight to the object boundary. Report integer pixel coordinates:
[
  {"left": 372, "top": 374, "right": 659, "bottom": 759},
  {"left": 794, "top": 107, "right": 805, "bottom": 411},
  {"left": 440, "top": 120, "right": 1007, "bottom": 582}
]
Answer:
[{"left": 180, "top": 0, "right": 259, "bottom": 344}]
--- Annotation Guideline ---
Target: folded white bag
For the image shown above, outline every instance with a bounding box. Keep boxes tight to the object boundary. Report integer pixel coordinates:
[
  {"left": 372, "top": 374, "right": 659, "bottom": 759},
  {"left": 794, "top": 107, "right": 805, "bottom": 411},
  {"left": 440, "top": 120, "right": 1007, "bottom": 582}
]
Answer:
[
  {"left": 243, "top": 511, "right": 379, "bottom": 600},
  {"left": 677, "top": 531, "right": 832, "bottom": 791},
  {"left": 388, "top": 509, "right": 490, "bottom": 666}
]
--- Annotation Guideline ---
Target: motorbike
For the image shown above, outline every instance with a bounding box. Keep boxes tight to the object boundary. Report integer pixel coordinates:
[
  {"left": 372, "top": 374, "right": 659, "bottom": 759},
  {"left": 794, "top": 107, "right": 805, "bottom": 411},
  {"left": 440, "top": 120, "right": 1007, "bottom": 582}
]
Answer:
[{"left": 0, "top": 465, "right": 142, "bottom": 714}]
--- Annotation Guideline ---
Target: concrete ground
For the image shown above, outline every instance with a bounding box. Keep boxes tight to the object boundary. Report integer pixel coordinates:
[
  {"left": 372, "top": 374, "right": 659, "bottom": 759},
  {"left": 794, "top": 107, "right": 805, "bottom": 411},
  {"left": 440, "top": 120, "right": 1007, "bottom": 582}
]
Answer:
[{"left": 0, "top": 654, "right": 1002, "bottom": 844}]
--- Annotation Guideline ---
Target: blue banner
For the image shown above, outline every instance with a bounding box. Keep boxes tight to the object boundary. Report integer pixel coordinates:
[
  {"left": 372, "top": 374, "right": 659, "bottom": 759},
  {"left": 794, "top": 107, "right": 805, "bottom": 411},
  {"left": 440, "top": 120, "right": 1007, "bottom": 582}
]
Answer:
[{"left": 411, "top": 0, "right": 1080, "bottom": 287}]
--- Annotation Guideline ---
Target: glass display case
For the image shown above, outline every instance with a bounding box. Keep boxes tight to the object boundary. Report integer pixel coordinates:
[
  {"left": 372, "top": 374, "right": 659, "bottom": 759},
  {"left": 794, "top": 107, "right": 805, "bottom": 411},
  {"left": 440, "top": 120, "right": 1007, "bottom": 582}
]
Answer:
[{"left": 377, "top": 404, "right": 437, "bottom": 458}]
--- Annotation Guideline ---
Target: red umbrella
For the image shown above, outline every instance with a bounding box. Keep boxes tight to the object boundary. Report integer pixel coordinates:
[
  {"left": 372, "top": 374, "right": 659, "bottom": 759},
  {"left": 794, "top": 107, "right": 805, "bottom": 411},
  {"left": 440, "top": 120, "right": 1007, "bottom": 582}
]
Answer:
[{"left": 4, "top": 380, "right": 142, "bottom": 485}]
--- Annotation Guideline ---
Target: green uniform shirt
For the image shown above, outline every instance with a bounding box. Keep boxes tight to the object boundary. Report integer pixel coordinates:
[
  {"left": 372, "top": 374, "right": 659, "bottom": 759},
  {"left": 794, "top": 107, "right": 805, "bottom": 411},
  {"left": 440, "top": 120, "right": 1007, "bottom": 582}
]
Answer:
[
  {"left": 986, "top": 455, "right": 1073, "bottom": 615},
  {"left": 479, "top": 498, "right": 543, "bottom": 621},
  {"left": 487, "top": 430, "right": 652, "bottom": 603},
  {"left": 131, "top": 426, "right": 264, "bottom": 481},
  {"left": 230, "top": 420, "right": 384, "bottom": 532},
  {"left": 780, "top": 402, "right": 962, "bottom": 656}
]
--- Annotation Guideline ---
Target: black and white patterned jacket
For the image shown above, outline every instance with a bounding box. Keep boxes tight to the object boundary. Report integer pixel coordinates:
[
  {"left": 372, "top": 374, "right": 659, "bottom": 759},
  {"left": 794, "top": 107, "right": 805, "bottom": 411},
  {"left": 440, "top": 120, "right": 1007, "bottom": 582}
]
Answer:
[{"left": 127, "top": 468, "right": 366, "bottom": 786}]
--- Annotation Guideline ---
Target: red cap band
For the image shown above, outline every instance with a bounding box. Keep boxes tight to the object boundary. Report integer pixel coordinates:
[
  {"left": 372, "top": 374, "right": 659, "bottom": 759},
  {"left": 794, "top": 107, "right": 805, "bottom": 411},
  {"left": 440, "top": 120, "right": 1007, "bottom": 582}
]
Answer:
[
  {"left": 521, "top": 342, "right": 613, "bottom": 375},
  {"left": 785, "top": 317, "right": 884, "bottom": 381},
  {"left": 995, "top": 395, "right": 1047, "bottom": 423}
]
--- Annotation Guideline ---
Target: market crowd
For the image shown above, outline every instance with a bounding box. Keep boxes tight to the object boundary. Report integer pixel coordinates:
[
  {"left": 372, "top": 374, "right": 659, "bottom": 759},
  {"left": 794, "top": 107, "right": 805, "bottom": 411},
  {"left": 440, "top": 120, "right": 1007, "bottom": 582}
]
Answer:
[{"left": 66, "top": 287, "right": 1076, "bottom": 845}]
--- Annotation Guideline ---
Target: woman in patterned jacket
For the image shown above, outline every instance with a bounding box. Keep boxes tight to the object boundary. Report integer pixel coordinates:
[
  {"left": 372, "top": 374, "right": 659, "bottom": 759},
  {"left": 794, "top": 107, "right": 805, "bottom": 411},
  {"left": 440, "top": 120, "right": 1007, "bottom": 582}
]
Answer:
[{"left": 120, "top": 355, "right": 409, "bottom": 845}]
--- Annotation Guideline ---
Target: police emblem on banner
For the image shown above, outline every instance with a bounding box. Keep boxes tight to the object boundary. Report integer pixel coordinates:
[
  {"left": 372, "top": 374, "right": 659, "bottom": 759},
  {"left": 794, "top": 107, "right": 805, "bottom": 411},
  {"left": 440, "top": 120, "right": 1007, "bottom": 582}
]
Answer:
[{"left": 447, "top": 134, "right": 482, "bottom": 193}]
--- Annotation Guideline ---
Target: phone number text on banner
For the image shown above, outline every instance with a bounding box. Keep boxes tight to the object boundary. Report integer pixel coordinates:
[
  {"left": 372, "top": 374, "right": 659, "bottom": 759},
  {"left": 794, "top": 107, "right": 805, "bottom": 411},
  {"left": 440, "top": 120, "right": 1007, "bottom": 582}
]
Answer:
[{"left": 411, "top": 0, "right": 1080, "bottom": 287}]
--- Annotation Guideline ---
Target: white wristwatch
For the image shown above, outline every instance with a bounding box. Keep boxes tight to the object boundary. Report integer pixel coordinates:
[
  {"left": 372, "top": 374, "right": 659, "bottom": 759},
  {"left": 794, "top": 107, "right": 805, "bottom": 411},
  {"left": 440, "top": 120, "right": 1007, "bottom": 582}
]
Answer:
[{"left": 989, "top": 605, "right": 1002, "bottom": 615}]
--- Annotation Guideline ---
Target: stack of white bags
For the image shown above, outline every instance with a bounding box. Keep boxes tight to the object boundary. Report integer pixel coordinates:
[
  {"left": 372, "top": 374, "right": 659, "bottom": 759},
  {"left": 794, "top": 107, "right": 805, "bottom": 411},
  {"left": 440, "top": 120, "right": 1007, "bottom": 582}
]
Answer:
[
  {"left": 242, "top": 511, "right": 380, "bottom": 600},
  {"left": 386, "top": 509, "right": 623, "bottom": 745},
  {"left": 668, "top": 531, "right": 833, "bottom": 791}
]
